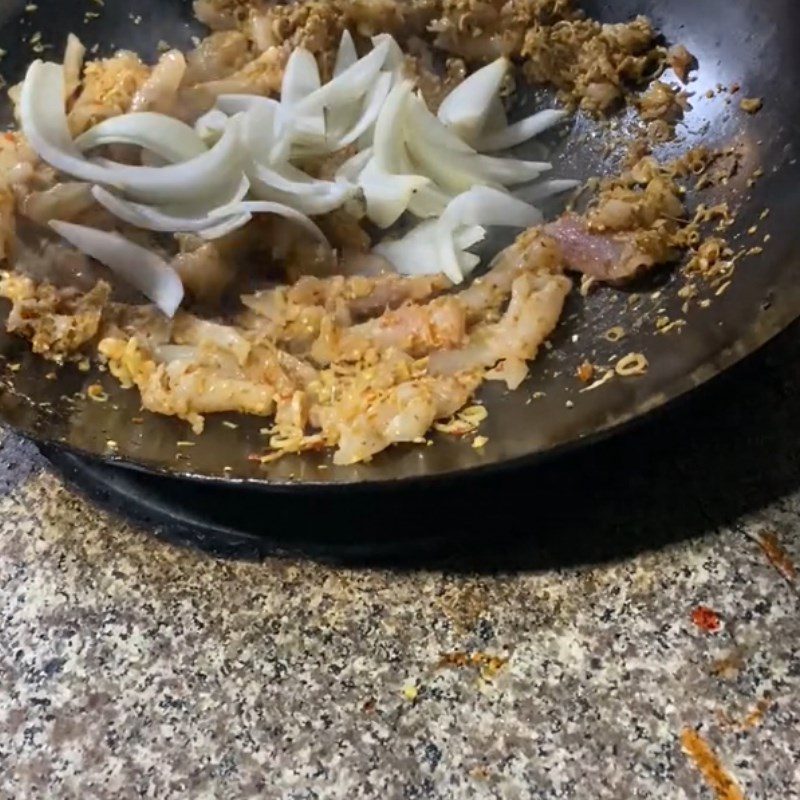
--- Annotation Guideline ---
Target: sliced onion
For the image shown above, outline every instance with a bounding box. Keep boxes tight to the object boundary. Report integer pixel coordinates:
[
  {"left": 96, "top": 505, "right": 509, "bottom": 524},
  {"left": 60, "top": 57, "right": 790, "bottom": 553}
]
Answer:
[
  {"left": 406, "top": 93, "right": 474, "bottom": 154},
  {"left": 407, "top": 130, "right": 550, "bottom": 193},
  {"left": 280, "top": 47, "right": 325, "bottom": 139},
  {"left": 209, "top": 200, "right": 330, "bottom": 248},
  {"left": 216, "top": 93, "right": 280, "bottom": 116},
  {"left": 455, "top": 225, "right": 487, "bottom": 249},
  {"left": 251, "top": 181, "right": 350, "bottom": 215},
  {"left": 359, "top": 157, "right": 428, "bottom": 229},
  {"left": 251, "top": 160, "right": 352, "bottom": 199},
  {"left": 328, "top": 72, "right": 393, "bottom": 149},
  {"left": 50, "top": 220, "right": 183, "bottom": 316},
  {"left": 359, "top": 80, "right": 430, "bottom": 227},
  {"left": 407, "top": 183, "right": 451, "bottom": 218},
  {"left": 441, "top": 186, "right": 542, "bottom": 229},
  {"left": 334, "top": 29, "right": 358, "bottom": 74},
  {"left": 327, "top": 30, "right": 361, "bottom": 139},
  {"left": 75, "top": 112, "right": 208, "bottom": 163},
  {"left": 335, "top": 148, "right": 372, "bottom": 184},
  {"left": 374, "top": 220, "right": 484, "bottom": 283},
  {"left": 21, "top": 61, "right": 123, "bottom": 186},
  {"left": 371, "top": 34, "right": 405, "bottom": 73},
  {"left": 373, "top": 220, "right": 441, "bottom": 276},
  {"left": 513, "top": 178, "right": 581, "bottom": 204},
  {"left": 96, "top": 116, "right": 245, "bottom": 205},
  {"left": 373, "top": 80, "right": 412, "bottom": 172},
  {"left": 476, "top": 109, "right": 568, "bottom": 152},
  {"left": 437, "top": 188, "right": 541, "bottom": 281},
  {"left": 198, "top": 213, "right": 253, "bottom": 240},
  {"left": 437, "top": 57, "right": 509, "bottom": 140},
  {"left": 92, "top": 175, "right": 251, "bottom": 235},
  {"left": 194, "top": 108, "right": 229, "bottom": 142},
  {"left": 294, "top": 36, "right": 392, "bottom": 115},
  {"left": 23, "top": 63, "right": 246, "bottom": 205}
]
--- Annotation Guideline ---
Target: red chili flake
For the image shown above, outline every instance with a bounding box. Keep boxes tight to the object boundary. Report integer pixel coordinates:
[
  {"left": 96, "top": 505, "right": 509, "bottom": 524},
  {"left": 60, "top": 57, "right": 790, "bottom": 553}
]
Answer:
[{"left": 691, "top": 606, "right": 722, "bottom": 633}]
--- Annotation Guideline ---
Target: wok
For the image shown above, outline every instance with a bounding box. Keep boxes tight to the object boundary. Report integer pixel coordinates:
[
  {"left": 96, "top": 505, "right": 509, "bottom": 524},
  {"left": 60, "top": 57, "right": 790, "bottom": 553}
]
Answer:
[{"left": 0, "top": 0, "right": 797, "bottom": 489}]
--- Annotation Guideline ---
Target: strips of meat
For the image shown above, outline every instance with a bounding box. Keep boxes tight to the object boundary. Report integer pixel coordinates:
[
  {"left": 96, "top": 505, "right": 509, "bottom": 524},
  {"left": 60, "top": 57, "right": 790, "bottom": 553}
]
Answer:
[
  {"left": 429, "top": 270, "right": 571, "bottom": 386},
  {"left": 100, "top": 334, "right": 277, "bottom": 434},
  {"left": 311, "top": 295, "right": 467, "bottom": 363}
]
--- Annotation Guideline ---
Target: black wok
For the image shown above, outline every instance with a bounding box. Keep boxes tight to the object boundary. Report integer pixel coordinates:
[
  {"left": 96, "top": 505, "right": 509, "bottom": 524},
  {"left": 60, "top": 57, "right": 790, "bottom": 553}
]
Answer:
[{"left": 0, "top": 0, "right": 797, "bottom": 489}]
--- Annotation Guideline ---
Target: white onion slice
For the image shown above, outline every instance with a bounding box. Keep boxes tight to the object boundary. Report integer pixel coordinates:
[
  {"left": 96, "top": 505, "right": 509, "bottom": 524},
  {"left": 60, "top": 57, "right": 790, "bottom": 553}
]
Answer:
[
  {"left": 327, "top": 30, "right": 361, "bottom": 139},
  {"left": 216, "top": 93, "right": 280, "bottom": 116},
  {"left": 294, "top": 36, "right": 392, "bottom": 115},
  {"left": 75, "top": 113, "right": 208, "bottom": 163},
  {"left": 23, "top": 63, "right": 246, "bottom": 205},
  {"left": 373, "top": 80, "right": 411, "bottom": 172},
  {"left": 360, "top": 80, "right": 430, "bottom": 227},
  {"left": 408, "top": 128, "right": 550, "bottom": 193},
  {"left": 441, "top": 186, "right": 543, "bottom": 229},
  {"left": 513, "top": 178, "right": 581, "bottom": 204},
  {"left": 373, "top": 219, "right": 441, "bottom": 276},
  {"left": 280, "top": 48, "right": 325, "bottom": 139},
  {"left": 406, "top": 93, "right": 474, "bottom": 154},
  {"left": 248, "top": 177, "right": 352, "bottom": 215},
  {"left": 198, "top": 213, "right": 253, "bottom": 240},
  {"left": 50, "top": 221, "right": 183, "bottom": 316},
  {"left": 334, "top": 29, "right": 358, "bottom": 74},
  {"left": 251, "top": 160, "right": 349, "bottom": 198},
  {"left": 381, "top": 223, "right": 460, "bottom": 283},
  {"left": 374, "top": 220, "right": 485, "bottom": 282},
  {"left": 210, "top": 200, "right": 330, "bottom": 248},
  {"left": 329, "top": 72, "right": 393, "bottom": 149},
  {"left": 407, "top": 184, "right": 451, "bottom": 218},
  {"left": 360, "top": 157, "right": 428, "bottom": 229},
  {"left": 436, "top": 188, "right": 541, "bottom": 281},
  {"left": 92, "top": 175, "right": 251, "bottom": 235},
  {"left": 371, "top": 34, "right": 405, "bottom": 73},
  {"left": 335, "top": 148, "right": 372, "bottom": 184},
  {"left": 437, "top": 57, "right": 509, "bottom": 140},
  {"left": 63, "top": 34, "right": 85, "bottom": 100},
  {"left": 96, "top": 117, "right": 245, "bottom": 205},
  {"left": 476, "top": 109, "right": 568, "bottom": 152},
  {"left": 455, "top": 225, "right": 487, "bottom": 249},
  {"left": 194, "top": 108, "right": 229, "bottom": 143}
]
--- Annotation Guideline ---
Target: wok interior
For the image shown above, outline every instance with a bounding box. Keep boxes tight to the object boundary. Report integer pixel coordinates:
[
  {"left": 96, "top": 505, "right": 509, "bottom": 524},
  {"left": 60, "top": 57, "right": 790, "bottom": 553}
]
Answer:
[{"left": 0, "top": 0, "right": 797, "bottom": 486}]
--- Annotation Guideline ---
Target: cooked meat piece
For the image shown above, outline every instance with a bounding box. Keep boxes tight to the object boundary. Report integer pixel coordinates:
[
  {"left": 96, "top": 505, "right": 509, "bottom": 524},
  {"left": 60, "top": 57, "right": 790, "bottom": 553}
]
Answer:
[
  {"left": 179, "top": 47, "right": 288, "bottom": 117},
  {"left": 0, "top": 273, "right": 110, "bottom": 359},
  {"left": 428, "top": 270, "right": 571, "bottom": 380},
  {"left": 667, "top": 44, "right": 694, "bottom": 83},
  {"left": 638, "top": 81, "right": 688, "bottom": 122},
  {"left": 171, "top": 240, "right": 238, "bottom": 304},
  {"left": 184, "top": 30, "right": 252, "bottom": 85},
  {"left": 312, "top": 295, "right": 467, "bottom": 363},
  {"left": 68, "top": 52, "right": 151, "bottom": 135},
  {"left": 545, "top": 214, "right": 659, "bottom": 282},
  {"left": 457, "top": 227, "right": 564, "bottom": 319},
  {"left": 131, "top": 50, "right": 187, "bottom": 115},
  {"left": 100, "top": 334, "right": 277, "bottom": 434},
  {"left": 329, "top": 371, "right": 481, "bottom": 464}
]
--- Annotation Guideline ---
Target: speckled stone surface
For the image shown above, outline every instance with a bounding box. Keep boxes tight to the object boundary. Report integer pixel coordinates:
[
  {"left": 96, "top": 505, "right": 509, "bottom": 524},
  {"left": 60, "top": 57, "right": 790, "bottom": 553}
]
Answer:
[{"left": 1, "top": 331, "right": 799, "bottom": 799}]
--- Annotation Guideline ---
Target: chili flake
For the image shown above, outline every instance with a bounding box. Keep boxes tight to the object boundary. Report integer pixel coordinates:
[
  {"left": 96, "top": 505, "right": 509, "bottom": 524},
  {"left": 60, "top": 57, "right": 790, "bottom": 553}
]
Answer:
[{"left": 691, "top": 605, "right": 722, "bottom": 633}]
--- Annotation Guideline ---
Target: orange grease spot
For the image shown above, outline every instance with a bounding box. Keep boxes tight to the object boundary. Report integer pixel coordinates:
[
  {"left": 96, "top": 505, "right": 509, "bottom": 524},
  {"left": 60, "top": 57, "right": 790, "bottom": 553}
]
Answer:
[{"left": 680, "top": 728, "right": 746, "bottom": 800}]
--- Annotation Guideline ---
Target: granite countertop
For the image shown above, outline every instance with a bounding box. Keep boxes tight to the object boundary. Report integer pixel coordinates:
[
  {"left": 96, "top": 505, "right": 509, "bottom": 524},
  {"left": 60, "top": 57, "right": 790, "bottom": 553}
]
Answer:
[{"left": 1, "top": 331, "right": 799, "bottom": 799}]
